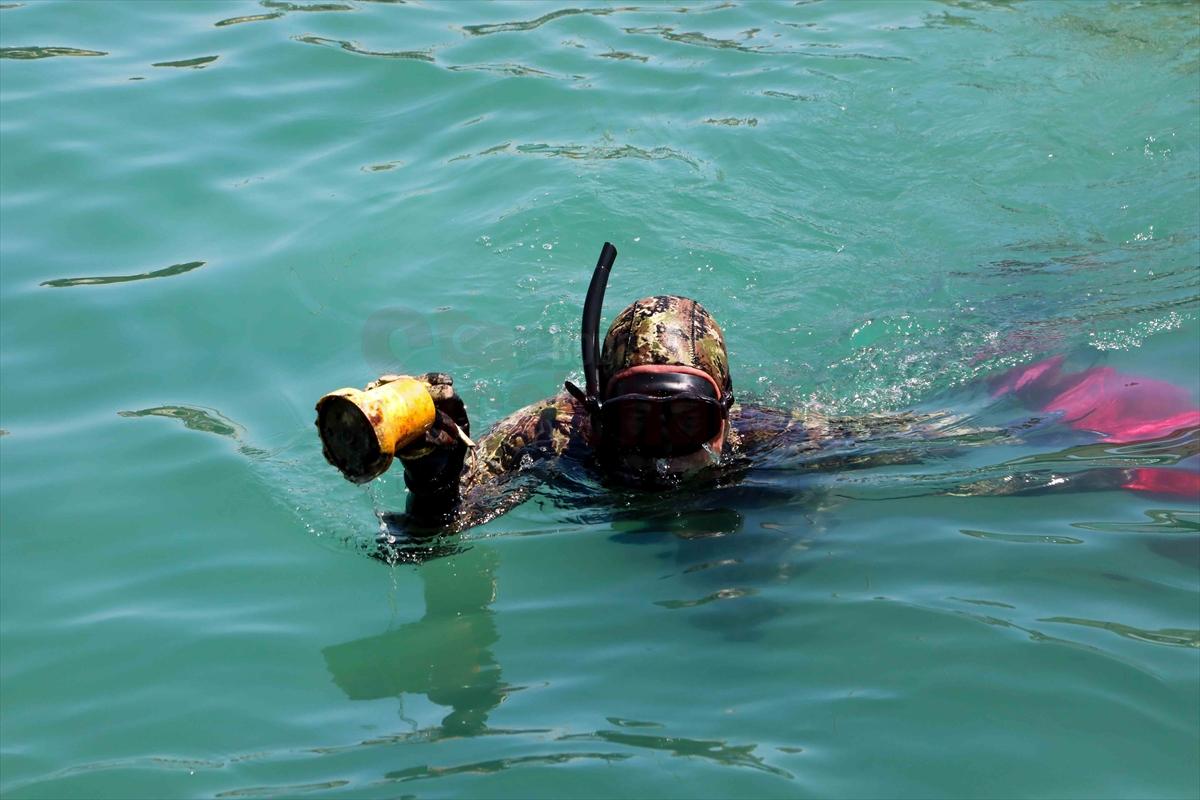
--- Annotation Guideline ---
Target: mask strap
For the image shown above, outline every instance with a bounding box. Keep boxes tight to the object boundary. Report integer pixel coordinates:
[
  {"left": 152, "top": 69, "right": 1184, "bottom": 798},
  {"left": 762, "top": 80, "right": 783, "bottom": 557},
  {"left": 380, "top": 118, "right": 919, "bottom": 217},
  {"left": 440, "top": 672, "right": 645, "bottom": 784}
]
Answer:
[{"left": 564, "top": 380, "right": 601, "bottom": 415}]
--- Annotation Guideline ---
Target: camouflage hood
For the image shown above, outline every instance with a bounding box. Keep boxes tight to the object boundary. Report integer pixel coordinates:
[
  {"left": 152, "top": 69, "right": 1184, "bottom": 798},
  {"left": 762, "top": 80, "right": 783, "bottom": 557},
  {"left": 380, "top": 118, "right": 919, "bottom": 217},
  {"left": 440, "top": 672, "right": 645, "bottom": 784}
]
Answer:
[{"left": 598, "top": 295, "right": 732, "bottom": 398}]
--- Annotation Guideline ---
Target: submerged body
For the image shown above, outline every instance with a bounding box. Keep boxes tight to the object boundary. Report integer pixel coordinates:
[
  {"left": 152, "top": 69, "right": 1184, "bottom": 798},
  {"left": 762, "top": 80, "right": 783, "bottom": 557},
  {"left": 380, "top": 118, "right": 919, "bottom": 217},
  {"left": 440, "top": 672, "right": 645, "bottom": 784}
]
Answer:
[
  {"left": 380, "top": 378, "right": 1197, "bottom": 558},
  {"left": 371, "top": 274, "right": 1198, "bottom": 558},
  {"left": 383, "top": 370, "right": 1196, "bottom": 549},
  {"left": 418, "top": 391, "right": 936, "bottom": 528}
]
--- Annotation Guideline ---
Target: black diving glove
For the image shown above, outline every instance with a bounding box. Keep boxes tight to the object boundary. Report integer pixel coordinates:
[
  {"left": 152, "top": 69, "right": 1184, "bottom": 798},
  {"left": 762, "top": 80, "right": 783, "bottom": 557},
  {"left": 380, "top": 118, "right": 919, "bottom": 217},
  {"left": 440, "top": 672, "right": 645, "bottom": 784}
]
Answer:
[{"left": 366, "top": 372, "right": 472, "bottom": 498}]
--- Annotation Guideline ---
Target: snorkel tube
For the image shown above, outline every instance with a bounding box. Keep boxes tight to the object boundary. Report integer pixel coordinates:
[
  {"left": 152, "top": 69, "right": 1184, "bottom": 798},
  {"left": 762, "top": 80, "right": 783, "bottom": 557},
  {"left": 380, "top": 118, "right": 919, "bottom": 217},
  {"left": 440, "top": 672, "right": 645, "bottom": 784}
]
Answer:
[{"left": 565, "top": 242, "right": 617, "bottom": 414}]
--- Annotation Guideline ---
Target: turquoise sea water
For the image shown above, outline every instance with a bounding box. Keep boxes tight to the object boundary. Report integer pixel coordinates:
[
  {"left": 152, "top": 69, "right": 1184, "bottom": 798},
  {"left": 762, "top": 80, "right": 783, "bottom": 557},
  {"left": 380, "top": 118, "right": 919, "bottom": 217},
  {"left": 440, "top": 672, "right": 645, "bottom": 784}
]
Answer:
[{"left": 2, "top": 1, "right": 1198, "bottom": 798}]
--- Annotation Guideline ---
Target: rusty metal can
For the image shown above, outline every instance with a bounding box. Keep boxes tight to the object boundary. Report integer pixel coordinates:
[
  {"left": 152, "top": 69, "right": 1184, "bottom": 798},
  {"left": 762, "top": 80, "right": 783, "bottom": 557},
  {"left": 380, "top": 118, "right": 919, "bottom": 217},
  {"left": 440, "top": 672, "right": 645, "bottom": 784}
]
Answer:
[{"left": 315, "top": 376, "right": 437, "bottom": 483}]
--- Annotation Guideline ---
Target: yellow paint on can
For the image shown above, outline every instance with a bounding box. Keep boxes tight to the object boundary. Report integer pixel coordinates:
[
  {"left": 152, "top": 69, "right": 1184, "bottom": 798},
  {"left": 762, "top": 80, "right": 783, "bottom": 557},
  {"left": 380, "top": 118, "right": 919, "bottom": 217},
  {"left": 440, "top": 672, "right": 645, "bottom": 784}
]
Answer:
[{"left": 315, "top": 376, "right": 437, "bottom": 483}]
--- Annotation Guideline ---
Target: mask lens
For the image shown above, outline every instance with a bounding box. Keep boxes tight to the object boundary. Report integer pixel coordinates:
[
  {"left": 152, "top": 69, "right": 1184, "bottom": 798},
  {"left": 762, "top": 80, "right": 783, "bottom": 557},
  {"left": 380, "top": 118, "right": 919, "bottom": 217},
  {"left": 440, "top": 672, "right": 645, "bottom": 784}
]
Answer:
[
  {"left": 606, "top": 400, "right": 662, "bottom": 449},
  {"left": 664, "top": 398, "right": 720, "bottom": 446},
  {"left": 602, "top": 396, "right": 722, "bottom": 456}
]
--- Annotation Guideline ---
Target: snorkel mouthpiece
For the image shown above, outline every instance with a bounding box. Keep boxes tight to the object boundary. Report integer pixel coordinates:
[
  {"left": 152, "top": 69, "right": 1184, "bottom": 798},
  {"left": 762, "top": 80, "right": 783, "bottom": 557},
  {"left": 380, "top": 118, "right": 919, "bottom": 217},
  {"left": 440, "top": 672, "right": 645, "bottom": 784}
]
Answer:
[{"left": 566, "top": 242, "right": 617, "bottom": 411}]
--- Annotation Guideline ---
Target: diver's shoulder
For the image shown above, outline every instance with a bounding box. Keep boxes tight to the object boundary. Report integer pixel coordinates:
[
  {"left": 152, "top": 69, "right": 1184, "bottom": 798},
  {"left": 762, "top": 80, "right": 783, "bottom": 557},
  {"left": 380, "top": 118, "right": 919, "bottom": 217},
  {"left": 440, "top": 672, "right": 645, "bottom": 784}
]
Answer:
[
  {"left": 471, "top": 388, "right": 590, "bottom": 469},
  {"left": 729, "top": 401, "right": 811, "bottom": 446},
  {"left": 488, "top": 389, "right": 586, "bottom": 429},
  {"left": 731, "top": 400, "right": 800, "bottom": 427}
]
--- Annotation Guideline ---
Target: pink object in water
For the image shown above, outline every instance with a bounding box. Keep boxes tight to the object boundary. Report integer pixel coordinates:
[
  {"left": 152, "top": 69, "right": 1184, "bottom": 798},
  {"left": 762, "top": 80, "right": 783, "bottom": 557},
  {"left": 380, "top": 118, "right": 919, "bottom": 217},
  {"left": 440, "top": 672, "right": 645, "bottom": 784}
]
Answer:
[
  {"left": 991, "top": 356, "right": 1199, "bottom": 498},
  {"left": 991, "top": 356, "right": 1199, "bottom": 443},
  {"left": 1122, "top": 468, "right": 1200, "bottom": 498}
]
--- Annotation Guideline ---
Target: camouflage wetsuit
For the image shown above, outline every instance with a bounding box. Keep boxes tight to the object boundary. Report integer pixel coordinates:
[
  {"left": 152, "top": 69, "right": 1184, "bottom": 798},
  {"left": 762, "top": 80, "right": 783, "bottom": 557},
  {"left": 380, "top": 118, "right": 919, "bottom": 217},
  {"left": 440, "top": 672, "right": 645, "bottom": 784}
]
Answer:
[
  {"left": 381, "top": 295, "right": 1197, "bottom": 552},
  {"left": 387, "top": 296, "right": 950, "bottom": 538}
]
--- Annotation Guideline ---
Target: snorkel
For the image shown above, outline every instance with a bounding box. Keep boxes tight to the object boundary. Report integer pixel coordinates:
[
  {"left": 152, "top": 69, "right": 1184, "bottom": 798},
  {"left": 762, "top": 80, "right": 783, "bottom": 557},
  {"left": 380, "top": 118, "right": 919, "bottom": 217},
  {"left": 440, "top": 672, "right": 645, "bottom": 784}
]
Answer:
[{"left": 564, "top": 241, "right": 617, "bottom": 416}]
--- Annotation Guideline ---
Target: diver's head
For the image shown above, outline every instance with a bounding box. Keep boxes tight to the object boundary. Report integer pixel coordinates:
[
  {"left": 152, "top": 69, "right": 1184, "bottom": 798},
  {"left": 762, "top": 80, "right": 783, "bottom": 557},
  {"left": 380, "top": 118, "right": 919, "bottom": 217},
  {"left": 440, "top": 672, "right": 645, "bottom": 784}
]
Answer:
[
  {"left": 593, "top": 295, "right": 733, "bottom": 485},
  {"left": 564, "top": 246, "right": 736, "bottom": 488}
]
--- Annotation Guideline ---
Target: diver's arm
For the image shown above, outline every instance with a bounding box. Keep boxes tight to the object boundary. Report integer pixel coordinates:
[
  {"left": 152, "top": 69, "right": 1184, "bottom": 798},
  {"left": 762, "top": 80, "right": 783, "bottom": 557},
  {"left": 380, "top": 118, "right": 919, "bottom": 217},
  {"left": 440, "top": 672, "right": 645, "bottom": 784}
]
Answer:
[
  {"left": 448, "top": 390, "right": 591, "bottom": 529},
  {"left": 369, "top": 373, "right": 472, "bottom": 531},
  {"left": 400, "top": 442, "right": 469, "bottom": 520},
  {"left": 378, "top": 391, "right": 589, "bottom": 557}
]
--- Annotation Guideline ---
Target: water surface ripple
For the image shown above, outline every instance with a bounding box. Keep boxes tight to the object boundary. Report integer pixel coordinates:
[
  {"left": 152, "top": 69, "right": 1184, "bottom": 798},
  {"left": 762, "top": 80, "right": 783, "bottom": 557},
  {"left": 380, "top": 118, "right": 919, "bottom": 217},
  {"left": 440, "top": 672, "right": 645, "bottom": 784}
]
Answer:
[{"left": 1, "top": 1, "right": 1198, "bottom": 799}]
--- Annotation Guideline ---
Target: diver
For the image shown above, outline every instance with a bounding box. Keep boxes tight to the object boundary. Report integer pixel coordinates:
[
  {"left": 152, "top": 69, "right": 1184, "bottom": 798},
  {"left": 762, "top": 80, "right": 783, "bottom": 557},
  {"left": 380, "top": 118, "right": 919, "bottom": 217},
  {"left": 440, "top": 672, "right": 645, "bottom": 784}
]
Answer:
[{"left": 372, "top": 243, "right": 1199, "bottom": 559}]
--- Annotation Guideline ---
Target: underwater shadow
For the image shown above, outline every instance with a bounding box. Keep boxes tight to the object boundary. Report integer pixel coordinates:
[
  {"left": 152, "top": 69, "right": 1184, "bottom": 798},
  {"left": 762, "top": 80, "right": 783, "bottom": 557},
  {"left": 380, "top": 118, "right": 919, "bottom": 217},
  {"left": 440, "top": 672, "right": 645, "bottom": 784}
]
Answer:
[{"left": 322, "top": 544, "right": 511, "bottom": 738}]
